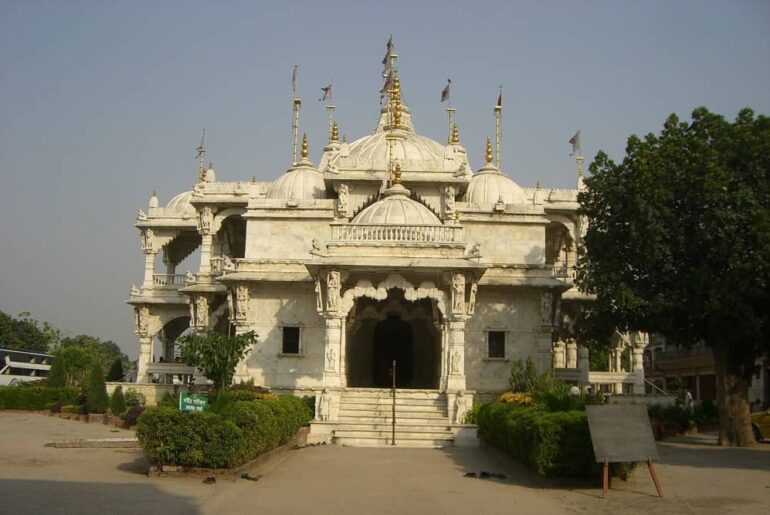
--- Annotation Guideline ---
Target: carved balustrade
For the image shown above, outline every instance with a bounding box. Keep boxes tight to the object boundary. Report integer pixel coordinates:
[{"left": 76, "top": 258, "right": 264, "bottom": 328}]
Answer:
[
  {"left": 331, "top": 224, "right": 462, "bottom": 244},
  {"left": 152, "top": 274, "right": 187, "bottom": 287}
]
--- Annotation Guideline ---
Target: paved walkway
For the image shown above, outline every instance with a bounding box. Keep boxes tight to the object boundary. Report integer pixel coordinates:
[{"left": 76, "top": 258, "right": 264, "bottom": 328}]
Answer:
[{"left": 1, "top": 412, "right": 769, "bottom": 514}]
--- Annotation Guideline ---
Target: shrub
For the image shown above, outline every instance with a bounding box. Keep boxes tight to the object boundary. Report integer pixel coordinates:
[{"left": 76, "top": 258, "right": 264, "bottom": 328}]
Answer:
[
  {"left": 123, "top": 404, "right": 145, "bottom": 427},
  {"left": 124, "top": 388, "right": 140, "bottom": 407},
  {"left": 62, "top": 404, "right": 87, "bottom": 414},
  {"left": 509, "top": 358, "right": 537, "bottom": 392},
  {"left": 477, "top": 402, "right": 598, "bottom": 478},
  {"left": 648, "top": 403, "right": 696, "bottom": 434},
  {"left": 110, "top": 386, "right": 127, "bottom": 416},
  {"left": 49, "top": 401, "right": 63, "bottom": 413},
  {"left": 106, "top": 358, "right": 124, "bottom": 381},
  {"left": 85, "top": 362, "right": 109, "bottom": 414},
  {"left": 47, "top": 354, "right": 67, "bottom": 387},
  {"left": 137, "top": 395, "right": 313, "bottom": 470},
  {"left": 157, "top": 392, "right": 179, "bottom": 409},
  {"left": 0, "top": 386, "right": 79, "bottom": 410},
  {"left": 498, "top": 391, "right": 535, "bottom": 406}
]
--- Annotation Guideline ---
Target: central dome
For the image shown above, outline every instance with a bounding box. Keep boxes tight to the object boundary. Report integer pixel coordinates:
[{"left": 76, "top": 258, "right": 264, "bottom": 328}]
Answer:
[{"left": 352, "top": 183, "right": 441, "bottom": 225}]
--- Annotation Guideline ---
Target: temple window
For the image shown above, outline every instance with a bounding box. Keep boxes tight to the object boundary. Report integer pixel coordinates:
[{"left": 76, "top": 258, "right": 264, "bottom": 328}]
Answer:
[
  {"left": 281, "top": 326, "right": 301, "bottom": 354},
  {"left": 487, "top": 331, "right": 506, "bottom": 359}
]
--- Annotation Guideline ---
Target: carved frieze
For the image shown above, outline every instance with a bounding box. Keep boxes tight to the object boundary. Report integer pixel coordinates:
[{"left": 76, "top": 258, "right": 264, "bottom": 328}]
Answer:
[
  {"left": 235, "top": 285, "right": 249, "bottom": 320},
  {"left": 451, "top": 273, "right": 465, "bottom": 315},
  {"left": 326, "top": 271, "right": 341, "bottom": 312}
]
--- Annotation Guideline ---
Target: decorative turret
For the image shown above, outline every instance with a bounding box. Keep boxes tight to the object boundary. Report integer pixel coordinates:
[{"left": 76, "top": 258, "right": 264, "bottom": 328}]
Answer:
[{"left": 266, "top": 132, "right": 326, "bottom": 201}]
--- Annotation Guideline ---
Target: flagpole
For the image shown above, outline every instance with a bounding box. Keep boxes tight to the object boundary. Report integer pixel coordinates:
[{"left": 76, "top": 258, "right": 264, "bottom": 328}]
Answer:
[
  {"left": 196, "top": 128, "right": 206, "bottom": 182},
  {"left": 494, "top": 86, "right": 502, "bottom": 168},
  {"left": 292, "top": 97, "right": 302, "bottom": 165},
  {"left": 326, "top": 104, "right": 335, "bottom": 144},
  {"left": 446, "top": 107, "right": 455, "bottom": 144}
]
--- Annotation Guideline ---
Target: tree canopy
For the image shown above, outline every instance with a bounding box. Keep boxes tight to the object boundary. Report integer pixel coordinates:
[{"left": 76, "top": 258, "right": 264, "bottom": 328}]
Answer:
[
  {"left": 577, "top": 107, "right": 770, "bottom": 445},
  {"left": 178, "top": 331, "right": 258, "bottom": 391},
  {"left": 0, "top": 310, "right": 57, "bottom": 352}
]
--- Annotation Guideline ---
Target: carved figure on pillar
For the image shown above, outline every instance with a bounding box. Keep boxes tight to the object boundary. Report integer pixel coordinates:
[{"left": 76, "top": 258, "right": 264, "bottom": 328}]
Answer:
[
  {"left": 326, "top": 347, "right": 337, "bottom": 372},
  {"left": 336, "top": 184, "right": 349, "bottom": 217},
  {"left": 450, "top": 350, "right": 462, "bottom": 375},
  {"left": 314, "top": 278, "right": 323, "bottom": 312},
  {"left": 141, "top": 228, "right": 154, "bottom": 253},
  {"left": 444, "top": 185, "right": 456, "bottom": 217},
  {"left": 198, "top": 206, "right": 213, "bottom": 234},
  {"left": 540, "top": 291, "right": 554, "bottom": 326},
  {"left": 236, "top": 285, "right": 249, "bottom": 320},
  {"left": 326, "top": 271, "right": 341, "bottom": 312},
  {"left": 451, "top": 273, "right": 465, "bottom": 315},
  {"left": 467, "top": 280, "right": 478, "bottom": 315},
  {"left": 195, "top": 296, "right": 209, "bottom": 328},
  {"left": 136, "top": 306, "right": 150, "bottom": 336}
]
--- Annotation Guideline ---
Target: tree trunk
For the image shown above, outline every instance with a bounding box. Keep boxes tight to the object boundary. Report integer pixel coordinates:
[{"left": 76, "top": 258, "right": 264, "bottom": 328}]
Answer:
[{"left": 712, "top": 343, "right": 755, "bottom": 446}]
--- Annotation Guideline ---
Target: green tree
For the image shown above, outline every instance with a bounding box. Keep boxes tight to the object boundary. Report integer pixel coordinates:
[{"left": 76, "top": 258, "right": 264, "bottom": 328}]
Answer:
[
  {"left": 58, "top": 346, "right": 96, "bottom": 386},
  {"left": 0, "top": 310, "right": 52, "bottom": 352},
  {"left": 577, "top": 107, "right": 770, "bottom": 446},
  {"left": 60, "top": 335, "right": 129, "bottom": 374},
  {"left": 106, "top": 357, "right": 125, "bottom": 381},
  {"left": 110, "top": 386, "right": 127, "bottom": 416},
  {"left": 177, "top": 331, "right": 258, "bottom": 391},
  {"left": 47, "top": 353, "right": 67, "bottom": 387},
  {"left": 85, "top": 362, "right": 109, "bottom": 414}
]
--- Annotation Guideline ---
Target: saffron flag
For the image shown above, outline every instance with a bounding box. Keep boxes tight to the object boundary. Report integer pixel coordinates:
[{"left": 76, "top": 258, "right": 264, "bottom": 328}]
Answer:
[
  {"left": 441, "top": 79, "right": 451, "bottom": 102},
  {"left": 319, "top": 83, "right": 332, "bottom": 101},
  {"left": 569, "top": 130, "right": 581, "bottom": 156}
]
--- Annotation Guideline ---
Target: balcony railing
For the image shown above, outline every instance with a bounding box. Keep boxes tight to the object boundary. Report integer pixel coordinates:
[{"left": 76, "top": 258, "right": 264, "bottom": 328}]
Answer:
[
  {"left": 331, "top": 224, "right": 462, "bottom": 244},
  {"left": 552, "top": 264, "right": 576, "bottom": 280},
  {"left": 152, "top": 274, "right": 187, "bottom": 287}
]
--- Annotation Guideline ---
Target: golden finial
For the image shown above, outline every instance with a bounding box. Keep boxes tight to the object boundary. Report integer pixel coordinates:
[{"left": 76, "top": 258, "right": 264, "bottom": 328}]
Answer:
[
  {"left": 252, "top": 175, "right": 257, "bottom": 183},
  {"left": 451, "top": 123, "right": 460, "bottom": 144},
  {"left": 392, "top": 163, "right": 402, "bottom": 184},
  {"left": 301, "top": 132, "right": 309, "bottom": 158},
  {"left": 392, "top": 75, "right": 402, "bottom": 129},
  {"left": 485, "top": 137, "right": 493, "bottom": 163},
  {"left": 331, "top": 122, "right": 339, "bottom": 142}
]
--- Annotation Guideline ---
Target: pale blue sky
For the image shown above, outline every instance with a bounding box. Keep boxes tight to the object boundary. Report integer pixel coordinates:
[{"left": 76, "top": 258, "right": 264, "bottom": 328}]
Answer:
[{"left": 1, "top": 1, "right": 768, "bottom": 358}]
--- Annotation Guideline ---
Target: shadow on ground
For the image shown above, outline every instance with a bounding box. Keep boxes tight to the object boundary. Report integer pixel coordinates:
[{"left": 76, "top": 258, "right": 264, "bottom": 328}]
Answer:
[{"left": 0, "top": 479, "right": 200, "bottom": 515}]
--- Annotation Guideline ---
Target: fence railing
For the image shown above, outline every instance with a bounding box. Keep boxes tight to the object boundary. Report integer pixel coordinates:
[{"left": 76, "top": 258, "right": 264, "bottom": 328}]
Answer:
[
  {"left": 331, "top": 224, "right": 462, "bottom": 243},
  {"left": 152, "top": 274, "right": 187, "bottom": 287}
]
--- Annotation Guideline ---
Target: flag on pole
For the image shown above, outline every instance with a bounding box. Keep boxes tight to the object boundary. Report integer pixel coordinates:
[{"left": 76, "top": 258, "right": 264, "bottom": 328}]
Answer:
[
  {"left": 380, "top": 71, "right": 393, "bottom": 99},
  {"left": 291, "top": 65, "right": 298, "bottom": 95},
  {"left": 382, "top": 35, "right": 394, "bottom": 77},
  {"left": 440, "top": 79, "right": 451, "bottom": 102},
  {"left": 319, "top": 83, "right": 332, "bottom": 101},
  {"left": 569, "top": 130, "right": 581, "bottom": 156},
  {"left": 496, "top": 89, "right": 502, "bottom": 109}
]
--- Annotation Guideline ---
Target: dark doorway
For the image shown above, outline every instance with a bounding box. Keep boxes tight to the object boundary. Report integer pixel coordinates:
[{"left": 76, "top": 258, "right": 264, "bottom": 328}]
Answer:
[{"left": 372, "top": 315, "right": 413, "bottom": 388}]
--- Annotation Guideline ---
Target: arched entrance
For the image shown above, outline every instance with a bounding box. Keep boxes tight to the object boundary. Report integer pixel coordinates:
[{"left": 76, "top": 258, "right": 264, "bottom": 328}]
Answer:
[
  {"left": 346, "top": 291, "right": 440, "bottom": 389},
  {"left": 372, "top": 315, "right": 413, "bottom": 387}
]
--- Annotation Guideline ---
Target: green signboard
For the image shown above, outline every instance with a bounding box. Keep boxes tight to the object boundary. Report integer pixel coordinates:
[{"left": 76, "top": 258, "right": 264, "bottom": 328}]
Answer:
[{"left": 179, "top": 392, "right": 209, "bottom": 412}]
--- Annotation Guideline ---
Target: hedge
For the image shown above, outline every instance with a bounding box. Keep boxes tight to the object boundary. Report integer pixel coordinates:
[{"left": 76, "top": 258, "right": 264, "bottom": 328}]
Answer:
[
  {"left": 0, "top": 386, "right": 80, "bottom": 410},
  {"left": 477, "top": 402, "right": 598, "bottom": 478},
  {"left": 137, "top": 395, "right": 313, "bottom": 469}
]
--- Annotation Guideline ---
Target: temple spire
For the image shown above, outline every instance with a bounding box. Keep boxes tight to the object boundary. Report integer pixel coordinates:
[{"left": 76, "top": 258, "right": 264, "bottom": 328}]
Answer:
[
  {"left": 494, "top": 86, "right": 502, "bottom": 168},
  {"left": 196, "top": 129, "right": 206, "bottom": 182},
  {"left": 485, "top": 137, "right": 493, "bottom": 164},
  {"left": 301, "top": 132, "right": 309, "bottom": 159},
  {"left": 291, "top": 65, "right": 302, "bottom": 165}
]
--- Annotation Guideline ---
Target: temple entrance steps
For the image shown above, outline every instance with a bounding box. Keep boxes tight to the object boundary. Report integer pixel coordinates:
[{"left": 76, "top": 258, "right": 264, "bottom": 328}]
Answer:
[{"left": 331, "top": 388, "right": 455, "bottom": 448}]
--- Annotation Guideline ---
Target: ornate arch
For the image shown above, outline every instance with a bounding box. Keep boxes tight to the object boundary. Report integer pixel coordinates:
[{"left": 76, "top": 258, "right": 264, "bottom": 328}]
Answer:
[{"left": 339, "top": 274, "right": 448, "bottom": 318}]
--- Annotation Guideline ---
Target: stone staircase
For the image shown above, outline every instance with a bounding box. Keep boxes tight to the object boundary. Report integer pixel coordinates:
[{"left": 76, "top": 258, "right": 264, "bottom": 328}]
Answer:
[{"left": 331, "top": 388, "right": 455, "bottom": 448}]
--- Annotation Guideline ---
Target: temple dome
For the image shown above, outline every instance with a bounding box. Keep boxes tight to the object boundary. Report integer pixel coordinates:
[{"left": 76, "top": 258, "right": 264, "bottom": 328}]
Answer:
[
  {"left": 166, "top": 191, "right": 196, "bottom": 216},
  {"left": 463, "top": 163, "right": 527, "bottom": 205},
  {"left": 343, "top": 105, "right": 449, "bottom": 173},
  {"left": 266, "top": 157, "right": 326, "bottom": 200},
  {"left": 352, "top": 183, "right": 441, "bottom": 225}
]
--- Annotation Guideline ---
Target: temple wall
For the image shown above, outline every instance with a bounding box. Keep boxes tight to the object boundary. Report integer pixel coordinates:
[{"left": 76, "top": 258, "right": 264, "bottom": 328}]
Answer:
[
  {"left": 464, "top": 286, "right": 542, "bottom": 393},
  {"left": 462, "top": 221, "right": 545, "bottom": 265},
  {"left": 241, "top": 282, "right": 326, "bottom": 388},
  {"left": 244, "top": 218, "right": 331, "bottom": 260}
]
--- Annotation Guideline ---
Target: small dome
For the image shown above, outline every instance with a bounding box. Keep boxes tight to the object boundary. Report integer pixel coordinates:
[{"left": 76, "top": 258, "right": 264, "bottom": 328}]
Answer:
[
  {"left": 352, "top": 184, "right": 441, "bottom": 225},
  {"left": 266, "top": 158, "right": 326, "bottom": 200},
  {"left": 463, "top": 164, "right": 527, "bottom": 205},
  {"left": 166, "top": 191, "right": 196, "bottom": 216}
]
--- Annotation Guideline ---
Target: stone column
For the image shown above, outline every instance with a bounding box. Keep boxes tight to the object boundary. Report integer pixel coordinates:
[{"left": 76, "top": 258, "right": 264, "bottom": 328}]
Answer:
[
  {"left": 142, "top": 251, "right": 157, "bottom": 288},
  {"left": 578, "top": 345, "right": 590, "bottom": 385},
  {"left": 566, "top": 339, "right": 578, "bottom": 368},
  {"left": 553, "top": 340, "right": 566, "bottom": 369},
  {"left": 446, "top": 320, "right": 467, "bottom": 391},
  {"left": 633, "top": 344, "right": 645, "bottom": 394},
  {"left": 339, "top": 316, "right": 347, "bottom": 387},
  {"left": 199, "top": 233, "right": 213, "bottom": 277},
  {"left": 136, "top": 335, "right": 153, "bottom": 383},
  {"left": 322, "top": 317, "right": 343, "bottom": 388}
]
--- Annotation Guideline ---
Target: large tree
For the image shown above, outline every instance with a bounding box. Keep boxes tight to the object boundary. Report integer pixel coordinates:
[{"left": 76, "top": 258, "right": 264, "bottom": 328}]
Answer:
[{"left": 577, "top": 107, "right": 770, "bottom": 446}]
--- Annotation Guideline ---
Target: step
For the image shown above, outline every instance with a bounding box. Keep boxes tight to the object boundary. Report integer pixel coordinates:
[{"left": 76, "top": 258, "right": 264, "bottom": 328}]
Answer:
[
  {"left": 342, "top": 389, "right": 444, "bottom": 400},
  {"left": 337, "top": 416, "right": 449, "bottom": 425},
  {"left": 333, "top": 423, "right": 452, "bottom": 433},
  {"left": 339, "top": 398, "right": 447, "bottom": 407},
  {"left": 338, "top": 403, "right": 446, "bottom": 413},
  {"left": 332, "top": 434, "right": 455, "bottom": 448}
]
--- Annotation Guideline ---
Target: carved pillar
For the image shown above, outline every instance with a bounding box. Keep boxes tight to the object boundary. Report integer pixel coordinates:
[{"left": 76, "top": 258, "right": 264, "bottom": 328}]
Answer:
[
  {"left": 142, "top": 251, "right": 157, "bottom": 288},
  {"left": 199, "top": 233, "right": 213, "bottom": 277},
  {"left": 339, "top": 316, "right": 347, "bottom": 387},
  {"left": 553, "top": 340, "right": 566, "bottom": 369},
  {"left": 578, "top": 345, "right": 590, "bottom": 385},
  {"left": 136, "top": 335, "right": 153, "bottom": 383},
  {"left": 445, "top": 320, "right": 466, "bottom": 391},
  {"left": 566, "top": 339, "right": 578, "bottom": 368},
  {"left": 323, "top": 317, "right": 343, "bottom": 388}
]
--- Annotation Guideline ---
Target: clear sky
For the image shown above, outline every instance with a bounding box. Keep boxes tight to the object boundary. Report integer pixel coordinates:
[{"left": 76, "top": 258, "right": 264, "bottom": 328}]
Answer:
[{"left": 1, "top": 0, "right": 768, "bottom": 359}]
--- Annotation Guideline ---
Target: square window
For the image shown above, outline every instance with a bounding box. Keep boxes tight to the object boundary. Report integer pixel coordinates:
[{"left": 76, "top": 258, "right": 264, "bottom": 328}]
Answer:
[
  {"left": 282, "top": 326, "right": 300, "bottom": 354},
  {"left": 487, "top": 331, "right": 505, "bottom": 358}
]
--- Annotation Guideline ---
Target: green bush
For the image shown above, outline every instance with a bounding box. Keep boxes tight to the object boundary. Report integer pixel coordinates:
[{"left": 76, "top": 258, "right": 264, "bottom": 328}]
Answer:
[
  {"left": 648, "top": 403, "right": 695, "bottom": 434},
  {"left": 137, "top": 395, "right": 313, "bottom": 470},
  {"left": 106, "top": 358, "right": 125, "bottom": 381},
  {"left": 0, "top": 386, "right": 80, "bottom": 410},
  {"left": 157, "top": 392, "right": 179, "bottom": 409},
  {"left": 85, "top": 362, "right": 109, "bottom": 414},
  {"left": 47, "top": 354, "right": 66, "bottom": 387},
  {"left": 477, "top": 402, "right": 597, "bottom": 478},
  {"left": 110, "top": 386, "right": 127, "bottom": 416}
]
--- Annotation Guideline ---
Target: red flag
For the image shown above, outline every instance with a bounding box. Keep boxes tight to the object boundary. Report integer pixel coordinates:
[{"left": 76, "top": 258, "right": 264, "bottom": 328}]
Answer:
[
  {"left": 319, "top": 83, "right": 332, "bottom": 101},
  {"left": 496, "top": 91, "right": 502, "bottom": 108},
  {"left": 569, "top": 130, "right": 581, "bottom": 155}
]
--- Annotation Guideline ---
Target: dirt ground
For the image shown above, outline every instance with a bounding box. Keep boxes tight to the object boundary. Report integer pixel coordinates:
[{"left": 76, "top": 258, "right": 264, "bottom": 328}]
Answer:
[{"left": 0, "top": 412, "right": 768, "bottom": 514}]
